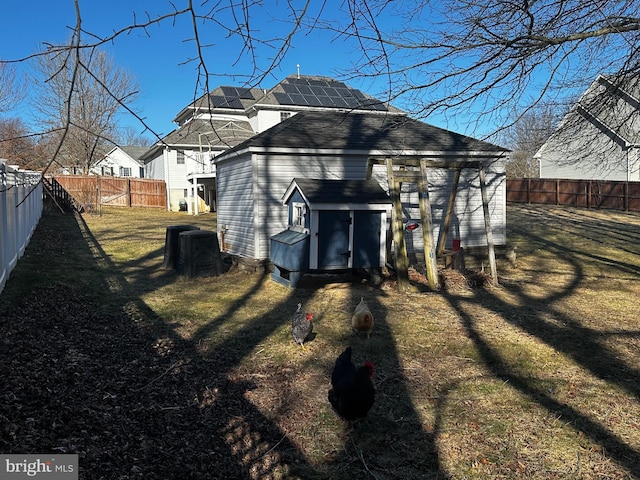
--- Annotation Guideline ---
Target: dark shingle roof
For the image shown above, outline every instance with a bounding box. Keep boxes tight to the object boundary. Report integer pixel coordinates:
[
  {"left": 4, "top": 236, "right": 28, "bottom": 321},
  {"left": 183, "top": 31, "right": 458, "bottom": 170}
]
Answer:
[
  {"left": 120, "top": 146, "right": 149, "bottom": 161},
  {"left": 288, "top": 178, "right": 391, "bottom": 205},
  {"left": 220, "top": 111, "right": 507, "bottom": 158},
  {"left": 162, "top": 118, "right": 255, "bottom": 148}
]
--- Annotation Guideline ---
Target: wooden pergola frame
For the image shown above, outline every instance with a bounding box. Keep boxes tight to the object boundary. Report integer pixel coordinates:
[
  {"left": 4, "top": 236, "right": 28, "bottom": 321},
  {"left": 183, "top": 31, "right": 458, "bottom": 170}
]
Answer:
[{"left": 366, "top": 156, "right": 503, "bottom": 291}]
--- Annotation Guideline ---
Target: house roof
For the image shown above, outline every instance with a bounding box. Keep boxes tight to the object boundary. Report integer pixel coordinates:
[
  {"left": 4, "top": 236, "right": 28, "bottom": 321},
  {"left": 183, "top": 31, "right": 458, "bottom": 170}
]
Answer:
[
  {"left": 140, "top": 118, "right": 255, "bottom": 161},
  {"left": 256, "top": 75, "right": 401, "bottom": 113},
  {"left": 175, "top": 86, "right": 265, "bottom": 121},
  {"left": 284, "top": 178, "right": 392, "bottom": 207},
  {"left": 120, "top": 146, "right": 148, "bottom": 161},
  {"left": 577, "top": 74, "right": 640, "bottom": 145},
  {"left": 174, "top": 75, "right": 401, "bottom": 122},
  {"left": 535, "top": 73, "right": 640, "bottom": 162},
  {"left": 217, "top": 111, "right": 508, "bottom": 161}
]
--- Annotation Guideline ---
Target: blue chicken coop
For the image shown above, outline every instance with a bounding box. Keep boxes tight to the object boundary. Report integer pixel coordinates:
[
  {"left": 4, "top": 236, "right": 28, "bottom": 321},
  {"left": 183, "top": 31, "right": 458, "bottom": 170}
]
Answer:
[{"left": 270, "top": 178, "right": 392, "bottom": 287}]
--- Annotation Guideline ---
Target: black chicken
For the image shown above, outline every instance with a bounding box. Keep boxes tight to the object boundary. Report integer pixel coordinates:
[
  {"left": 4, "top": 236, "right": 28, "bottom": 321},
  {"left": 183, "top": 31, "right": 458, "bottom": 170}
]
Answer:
[
  {"left": 291, "top": 303, "right": 313, "bottom": 349},
  {"left": 328, "top": 346, "right": 375, "bottom": 421}
]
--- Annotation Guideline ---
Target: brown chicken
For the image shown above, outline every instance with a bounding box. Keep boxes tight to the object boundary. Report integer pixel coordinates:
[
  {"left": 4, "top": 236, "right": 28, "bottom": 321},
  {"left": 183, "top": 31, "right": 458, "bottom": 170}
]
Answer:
[{"left": 351, "top": 297, "right": 373, "bottom": 338}]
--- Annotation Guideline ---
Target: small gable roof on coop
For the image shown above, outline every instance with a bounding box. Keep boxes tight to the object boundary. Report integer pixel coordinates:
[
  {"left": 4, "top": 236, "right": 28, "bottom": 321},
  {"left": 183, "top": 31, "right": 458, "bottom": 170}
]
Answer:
[{"left": 283, "top": 178, "right": 392, "bottom": 210}]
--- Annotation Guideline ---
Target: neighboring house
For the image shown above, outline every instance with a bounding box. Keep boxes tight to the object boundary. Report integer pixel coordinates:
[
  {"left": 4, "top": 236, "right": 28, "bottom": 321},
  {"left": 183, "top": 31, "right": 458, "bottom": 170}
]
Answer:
[
  {"left": 536, "top": 74, "right": 640, "bottom": 181},
  {"left": 140, "top": 75, "right": 401, "bottom": 212},
  {"left": 93, "top": 146, "right": 147, "bottom": 178},
  {"left": 213, "top": 110, "right": 509, "bottom": 262}
]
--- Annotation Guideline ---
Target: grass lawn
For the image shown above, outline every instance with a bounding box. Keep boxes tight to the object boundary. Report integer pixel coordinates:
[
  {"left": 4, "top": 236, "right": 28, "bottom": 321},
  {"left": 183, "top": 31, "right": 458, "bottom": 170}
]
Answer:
[{"left": 1, "top": 202, "right": 640, "bottom": 479}]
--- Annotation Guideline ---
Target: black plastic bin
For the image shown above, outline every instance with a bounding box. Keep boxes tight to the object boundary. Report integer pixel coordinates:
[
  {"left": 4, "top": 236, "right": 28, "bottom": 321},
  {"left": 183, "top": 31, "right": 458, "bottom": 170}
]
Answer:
[
  {"left": 162, "top": 225, "right": 200, "bottom": 269},
  {"left": 176, "top": 229, "right": 225, "bottom": 278}
]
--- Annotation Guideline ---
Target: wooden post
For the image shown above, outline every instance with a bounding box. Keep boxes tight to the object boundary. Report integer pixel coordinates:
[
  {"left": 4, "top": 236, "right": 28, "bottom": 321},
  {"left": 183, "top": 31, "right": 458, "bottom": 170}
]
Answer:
[
  {"left": 437, "top": 168, "right": 461, "bottom": 256},
  {"left": 419, "top": 159, "right": 440, "bottom": 289},
  {"left": 625, "top": 181, "right": 629, "bottom": 211},
  {"left": 478, "top": 164, "right": 498, "bottom": 285},
  {"left": 386, "top": 158, "right": 411, "bottom": 291},
  {"left": 365, "top": 157, "right": 374, "bottom": 180}
]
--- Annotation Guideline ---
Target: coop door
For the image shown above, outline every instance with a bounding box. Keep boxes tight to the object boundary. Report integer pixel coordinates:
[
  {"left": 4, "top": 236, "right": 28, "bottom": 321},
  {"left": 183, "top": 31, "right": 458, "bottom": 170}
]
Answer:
[
  {"left": 352, "top": 211, "right": 382, "bottom": 268},
  {"left": 317, "top": 210, "right": 351, "bottom": 269}
]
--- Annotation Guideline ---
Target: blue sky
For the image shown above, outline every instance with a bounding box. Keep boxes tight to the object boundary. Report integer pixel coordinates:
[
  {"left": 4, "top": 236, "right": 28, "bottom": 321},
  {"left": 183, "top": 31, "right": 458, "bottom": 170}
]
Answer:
[
  {"left": 0, "top": 1, "right": 396, "bottom": 140},
  {"left": 1, "top": 1, "right": 618, "bottom": 143}
]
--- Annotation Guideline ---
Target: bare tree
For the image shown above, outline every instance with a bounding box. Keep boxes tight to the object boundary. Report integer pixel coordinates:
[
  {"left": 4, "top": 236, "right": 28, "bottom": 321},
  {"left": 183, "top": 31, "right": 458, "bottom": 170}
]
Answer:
[
  {"left": 0, "top": 63, "right": 24, "bottom": 114},
  {"left": 2, "top": 0, "right": 639, "bottom": 170},
  {"left": 0, "top": 118, "right": 49, "bottom": 170},
  {"left": 499, "top": 102, "right": 568, "bottom": 177},
  {"left": 33, "top": 46, "right": 139, "bottom": 174},
  {"left": 330, "top": 1, "right": 640, "bottom": 132},
  {"left": 116, "top": 126, "right": 153, "bottom": 148}
]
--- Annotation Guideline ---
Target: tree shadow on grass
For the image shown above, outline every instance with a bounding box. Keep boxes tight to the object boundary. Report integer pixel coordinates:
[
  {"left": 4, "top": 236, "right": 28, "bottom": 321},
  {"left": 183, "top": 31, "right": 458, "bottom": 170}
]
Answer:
[
  {"left": 441, "top": 205, "right": 640, "bottom": 475},
  {"left": 1, "top": 208, "right": 453, "bottom": 479},
  {"left": 0, "top": 210, "right": 320, "bottom": 479},
  {"left": 327, "top": 289, "right": 445, "bottom": 479}
]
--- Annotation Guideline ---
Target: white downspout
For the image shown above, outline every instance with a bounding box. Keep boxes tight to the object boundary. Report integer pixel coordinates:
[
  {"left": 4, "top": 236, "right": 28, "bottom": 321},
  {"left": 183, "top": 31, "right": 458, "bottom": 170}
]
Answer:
[
  {"left": 163, "top": 147, "right": 171, "bottom": 211},
  {"left": 193, "top": 176, "right": 199, "bottom": 216}
]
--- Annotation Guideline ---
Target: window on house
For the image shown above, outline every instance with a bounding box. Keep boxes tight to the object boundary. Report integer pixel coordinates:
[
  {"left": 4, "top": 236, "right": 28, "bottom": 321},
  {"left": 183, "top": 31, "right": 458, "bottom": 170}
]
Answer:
[
  {"left": 120, "top": 167, "right": 132, "bottom": 177},
  {"left": 292, "top": 202, "right": 307, "bottom": 230},
  {"left": 177, "top": 151, "right": 185, "bottom": 164},
  {"left": 280, "top": 112, "right": 291, "bottom": 122}
]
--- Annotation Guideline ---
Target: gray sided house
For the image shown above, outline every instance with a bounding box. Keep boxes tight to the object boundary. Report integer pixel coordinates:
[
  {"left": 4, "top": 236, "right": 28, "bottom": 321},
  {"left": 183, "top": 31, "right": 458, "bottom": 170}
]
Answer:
[
  {"left": 140, "top": 75, "right": 403, "bottom": 213},
  {"left": 537, "top": 74, "right": 640, "bottom": 181},
  {"left": 214, "top": 111, "right": 509, "bottom": 262}
]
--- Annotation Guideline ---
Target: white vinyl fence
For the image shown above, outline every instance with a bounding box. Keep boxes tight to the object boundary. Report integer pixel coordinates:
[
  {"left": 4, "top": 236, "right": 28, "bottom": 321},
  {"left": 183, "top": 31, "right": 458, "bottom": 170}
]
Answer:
[{"left": 1, "top": 160, "right": 43, "bottom": 294}]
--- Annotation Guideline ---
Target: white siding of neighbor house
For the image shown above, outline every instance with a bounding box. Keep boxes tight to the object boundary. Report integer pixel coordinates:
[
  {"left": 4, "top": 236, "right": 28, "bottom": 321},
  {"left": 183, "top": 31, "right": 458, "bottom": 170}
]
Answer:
[
  {"left": 144, "top": 150, "right": 165, "bottom": 180},
  {"left": 216, "top": 154, "right": 256, "bottom": 258},
  {"left": 248, "top": 109, "right": 296, "bottom": 134},
  {"left": 93, "top": 148, "right": 144, "bottom": 177},
  {"left": 538, "top": 119, "right": 639, "bottom": 181}
]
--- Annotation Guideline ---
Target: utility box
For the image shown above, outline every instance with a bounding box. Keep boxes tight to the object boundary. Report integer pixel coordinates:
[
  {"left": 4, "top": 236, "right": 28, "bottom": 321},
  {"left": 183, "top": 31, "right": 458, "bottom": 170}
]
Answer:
[
  {"left": 176, "top": 229, "right": 224, "bottom": 278},
  {"left": 270, "top": 178, "right": 391, "bottom": 287},
  {"left": 163, "top": 225, "right": 200, "bottom": 269}
]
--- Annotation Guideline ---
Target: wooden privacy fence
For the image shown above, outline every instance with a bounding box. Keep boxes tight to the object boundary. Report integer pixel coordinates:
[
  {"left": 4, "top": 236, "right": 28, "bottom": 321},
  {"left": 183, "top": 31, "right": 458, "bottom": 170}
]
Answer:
[
  {"left": 50, "top": 175, "right": 166, "bottom": 209},
  {"left": 507, "top": 178, "right": 640, "bottom": 212}
]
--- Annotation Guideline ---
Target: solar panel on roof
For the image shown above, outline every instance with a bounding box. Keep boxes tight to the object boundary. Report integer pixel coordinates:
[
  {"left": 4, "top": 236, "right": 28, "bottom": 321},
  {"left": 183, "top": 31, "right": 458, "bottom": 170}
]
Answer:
[
  {"left": 316, "top": 96, "right": 335, "bottom": 107},
  {"left": 219, "top": 86, "right": 255, "bottom": 99},
  {"left": 209, "top": 95, "right": 245, "bottom": 108},
  {"left": 237, "top": 88, "right": 255, "bottom": 99},
  {"left": 332, "top": 97, "right": 349, "bottom": 108},
  {"left": 281, "top": 84, "right": 299, "bottom": 94},
  {"left": 288, "top": 93, "right": 308, "bottom": 105},
  {"left": 306, "top": 96, "right": 324, "bottom": 107},
  {"left": 274, "top": 92, "right": 295, "bottom": 105}
]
